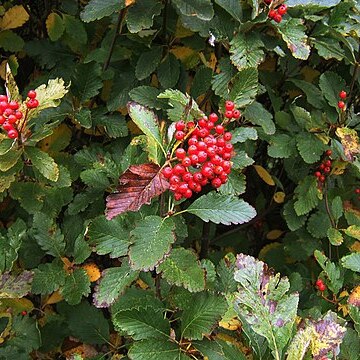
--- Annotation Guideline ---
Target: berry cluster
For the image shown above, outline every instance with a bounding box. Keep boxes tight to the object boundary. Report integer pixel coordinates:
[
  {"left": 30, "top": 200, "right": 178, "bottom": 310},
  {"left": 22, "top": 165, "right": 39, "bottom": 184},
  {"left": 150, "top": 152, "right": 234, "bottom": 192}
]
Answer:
[
  {"left": 162, "top": 101, "right": 237, "bottom": 201},
  {"left": 314, "top": 150, "right": 332, "bottom": 183},
  {"left": 267, "top": 1, "right": 288, "bottom": 23},
  {"left": 337, "top": 90, "right": 347, "bottom": 110},
  {"left": 0, "top": 90, "right": 39, "bottom": 139},
  {"left": 315, "top": 278, "right": 327, "bottom": 292}
]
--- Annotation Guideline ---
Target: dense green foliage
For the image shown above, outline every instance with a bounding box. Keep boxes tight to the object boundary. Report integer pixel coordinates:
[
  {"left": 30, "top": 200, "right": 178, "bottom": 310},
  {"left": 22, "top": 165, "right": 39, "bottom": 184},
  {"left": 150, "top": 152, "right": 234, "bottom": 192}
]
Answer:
[{"left": 0, "top": 0, "right": 359, "bottom": 359}]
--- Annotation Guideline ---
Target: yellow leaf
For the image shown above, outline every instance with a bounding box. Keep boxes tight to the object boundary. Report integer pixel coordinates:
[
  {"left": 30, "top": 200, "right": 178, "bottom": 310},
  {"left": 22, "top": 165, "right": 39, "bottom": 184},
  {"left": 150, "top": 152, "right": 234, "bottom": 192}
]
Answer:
[
  {"left": 0, "top": 298, "right": 34, "bottom": 314},
  {"left": 125, "top": 0, "right": 136, "bottom": 6},
  {"left": 136, "top": 278, "right": 149, "bottom": 290},
  {"left": 339, "top": 290, "right": 349, "bottom": 298},
  {"left": 331, "top": 160, "right": 347, "bottom": 175},
  {"left": 348, "top": 285, "right": 360, "bottom": 307},
  {"left": 338, "top": 303, "right": 349, "bottom": 317},
  {"left": 0, "top": 5, "right": 29, "bottom": 30},
  {"left": 43, "top": 290, "right": 63, "bottom": 306},
  {"left": 219, "top": 318, "right": 241, "bottom": 331},
  {"left": 273, "top": 191, "right": 285, "bottom": 204},
  {"left": 128, "top": 120, "right": 142, "bottom": 135},
  {"left": 335, "top": 127, "right": 360, "bottom": 162},
  {"left": 350, "top": 241, "right": 360, "bottom": 253},
  {"left": 314, "top": 133, "right": 330, "bottom": 144},
  {"left": 253, "top": 165, "right": 275, "bottom": 186},
  {"left": 300, "top": 66, "right": 320, "bottom": 83},
  {"left": 208, "top": 53, "right": 217, "bottom": 71},
  {"left": 170, "top": 46, "right": 199, "bottom": 69},
  {"left": 82, "top": 263, "right": 101, "bottom": 282},
  {"left": 266, "top": 229, "right": 284, "bottom": 240},
  {"left": 46, "top": 12, "right": 65, "bottom": 41}
]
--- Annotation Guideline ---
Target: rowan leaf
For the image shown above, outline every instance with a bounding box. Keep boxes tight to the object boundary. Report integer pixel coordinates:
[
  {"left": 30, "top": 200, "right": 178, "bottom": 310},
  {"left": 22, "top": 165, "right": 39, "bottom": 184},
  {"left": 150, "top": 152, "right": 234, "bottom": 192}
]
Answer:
[
  {"left": 129, "top": 216, "right": 175, "bottom": 271},
  {"left": 46, "top": 13, "right": 65, "bottom": 41},
  {"left": 186, "top": 192, "right": 256, "bottom": 225},
  {"left": 156, "top": 247, "right": 205, "bottom": 292},
  {"left": 126, "top": 0, "right": 162, "bottom": 33},
  {"left": 80, "top": 0, "right": 126, "bottom": 22},
  {"left": 294, "top": 176, "right": 321, "bottom": 216},
  {"left": 319, "top": 71, "right": 346, "bottom": 109},
  {"left": 135, "top": 47, "right": 163, "bottom": 81},
  {"left": 0, "top": 271, "right": 33, "bottom": 299},
  {"left": 229, "top": 67, "right": 258, "bottom": 108},
  {"left": 31, "top": 261, "right": 66, "bottom": 295},
  {"left": 0, "top": 5, "right": 29, "bottom": 30},
  {"left": 61, "top": 268, "right": 91, "bottom": 305},
  {"left": 106, "top": 163, "right": 169, "bottom": 219},
  {"left": 341, "top": 253, "right": 360, "bottom": 272},
  {"left": 172, "top": 0, "right": 214, "bottom": 21}
]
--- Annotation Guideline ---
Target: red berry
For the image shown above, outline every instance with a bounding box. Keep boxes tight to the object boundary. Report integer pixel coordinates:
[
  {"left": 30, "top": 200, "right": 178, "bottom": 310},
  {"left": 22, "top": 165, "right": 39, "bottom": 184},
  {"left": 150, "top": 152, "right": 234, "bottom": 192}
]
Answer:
[
  {"left": 178, "top": 182, "right": 189, "bottom": 194},
  {"left": 175, "top": 121, "right": 186, "bottom": 131},
  {"left": 8, "top": 101, "right": 19, "bottom": 110},
  {"left": 209, "top": 113, "right": 218, "bottom": 122},
  {"left": 173, "top": 165, "right": 185, "bottom": 176},
  {"left": 224, "top": 143, "right": 233, "bottom": 153},
  {"left": 170, "top": 174, "right": 181, "bottom": 184},
  {"left": 223, "top": 132, "right": 232, "bottom": 141},
  {"left": 315, "top": 279, "right": 323, "bottom": 287},
  {"left": 193, "top": 172, "right": 203, "bottom": 183},
  {"left": 175, "top": 131, "right": 185, "bottom": 141},
  {"left": 162, "top": 166, "right": 173, "bottom": 178},
  {"left": 318, "top": 283, "right": 327, "bottom": 292},
  {"left": 211, "top": 155, "right": 222, "bottom": 166},
  {"left": 26, "top": 99, "right": 39, "bottom": 109},
  {"left": 324, "top": 160, "right": 331, "bottom": 167},
  {"left": 314, "top": 171, "right": 321, "bottom": 178},
  {"left": 188, "top": 136, "right": 198, "bottom": 146},
  {"left": 277, "top": 4, "right": 287, "bottom": 15},
  {"left": 0, "top": 101, "right": 8, "bottom": 112},
  {"left": 174, "top": 192, "right": 183, "bottom": 201},
  {"left": 338, "top": 101, "right": 345, "bottom": 109},
  {"left": 264, "top": 0, "right": 272, "bottom": 3},
  {"left": 222, "top": 161, "right": 231, "bottom": 171},
  {"left": 4, "top": 108, "right": 13, "bottom": 116},
  {"left": 214, "top": 166, "right": 223, "bottom": 175},
  {"left": 339, "top": 90, "right": 347, "bottom": 99},
  {"left": 273, "top": 13, "right": 282, "bottom": 23},
  {"left": 198, "top": 128, "right": 209, "bottom": 138},
  {"left": 27, "top": 90, "right": 37, "bottom": 99},
  {"left": 190, "top": 154, "right": 199, "bottom": 165},
  {"left": 184, "top": 189, "right": 193, "bottom": 199},
  {"left": 21, "top": 310, "right": 28, "bottom": 316},
  {"left": 319, "top": 175, "right": 326, "bottom": 182},
  {"left": 7, "top": 129, "right": 18, "bottom": 139},
  {"left": 222, "top": 152, "right": 232, "bottom": 160},
  {"left": 225, "top": 110, "right": 233, "bottom": 119},
  {"left": 0, "top": 115, "right": 4, "bottom": 124},
  {"left": 182, "top": 157, "right": 192, "bottom": 167},
  {"left": 217, "top": 137, "right": 226, "bottom": 147},
  {"left": 15, "top": 111, "right": 23, "bottom": 120},
  {"left": 225, "top": 101, "right": 234, "bottom": 111},
  {"left": 355, "top": 188, "right": 360, "bottom": 194},
  {"left": 196, "top": 141, "right": 207, "bottom": 151},
  {"left": 2, "top": 121, "right": 13, "bottom": 131},
  {"left": 215, "top": 125, "right": 224, "bottom": 134},
  {"left": 211, "top": 177, "right": 222, "bottom": 188},
  {"left": 182, "top": 172, "right": 193, "bottom": 182},
  {"left": 319, "top": 163, "right": 325, "bottom": 170},
  {"left": 268, "top": 9, "right": 276, "bottom": 18},
  {"left": 232, "top": 109, "right": 241, "bottom": 119},
  {"left": 325, "top": 149, "right": 332, "bottom": 157},
  {"left": 7, "top": 114, "right": 17, "bottom": 124},
  {"left": 197, "top": 151, "right": 207, "bottom": 163},
  {"left": 0, "top": 95, "right": 8, "bottom": 102},
  {"left": 201, "top": 166, "right": 213, "bottom": 178},
  {"left": 176, "top": 148, "right": 186, "bottom": 160},
  {"left": 187, "top": 121, "right": 195, "bottom": 129},
  {"left": 198, "top": 118, "right": 208, "bottom": 128},
  {"left": 187, "top": 145, "right": 197, "bottom": 155},
  {"left": 206, "top": 121, "right": 215, "bottom": 130}
]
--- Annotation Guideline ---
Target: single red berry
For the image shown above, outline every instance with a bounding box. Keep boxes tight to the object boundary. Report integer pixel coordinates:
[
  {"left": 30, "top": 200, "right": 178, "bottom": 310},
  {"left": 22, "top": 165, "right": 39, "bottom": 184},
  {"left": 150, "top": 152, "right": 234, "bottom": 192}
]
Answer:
[
  {"left": 178, "top": 182, "right": 189, "bottom": 194},
  {"left": 182, "top": 172, "right": 193, "bottom": 182},
  {"left": 314, "top": 171, "right": 321, "bottom": 178},
  {"left": 7, "top": 129, "right": 18, "bottom": 139},
  {"left": 198, "top": 128, "right": 209, "bottom": 138},
  {"left": 174, "top": 192, "right": 183, "bottom": 201},
  {"left": 224, "top": 143, "right": 233, "bottom": 153},
  {"left": 197, "top": 151, "right": 207, "bottom": 163},
  {"left": 319, "top": 175, "right": 326, "bottom": 182},
  {"left": 315, "top": 279, "right": 324, "bottom": 287},
  {"left": 225, "top": 110, "right": 233, "bottom": 119},
  {"left": 175, "top": 131, "right": 185, "bottom": 141},
  {"left": 173, "top": 165, "right": 186, "bottom": 176},
  {"left": 211, "top": 177, "right": 222, "bottom": 188},
  {"left": 217, "top": 137, "right": 226, "bottom": 147},
  {"left": 338, "top": 100, "right": 345, "bottom": 109},
  {"left": 222, "top": 161, "right": 231, "bottom": 171},
  {"left": 198, "top": 118, "right": 208, "bottom": 128},
  {"left": 182, "top": 157, "right": 192, "bottom": 167},
  {"left": 225, "top": 101, "right": 234, "bottom": 111},
  {"left": 190, "top": 154, "right": 199, "bottom": 165},
  {"left": 0, "top": 115, "right": 5, "bottom": 124},
  {"left": 26, "top": 99, "right": 39, "bottom": 109},
  {"left": 277, "top": 4, "right": 287, "bottom": 15},
  {"left": 264, "top": 0, "right": 272, "bottom": 4},
  {"left": 219, "top": 173, "right": 228, "bottom": 183},
  {"left": 0, "top": 95, "right": 8, "bottom": 102},
  {"left": 8, "top": 101, "right": 19, "bottom": 110},
  {"left": 206, "top": 121, "right": 215, "bottom": 130},
  {"left": 21, "top": 310, "right": 28, "bottom": 316},
  {"left": 187, "top": 121, "right": 195, "bottom": 129},
  {"left": 176, "top": 148, "right": 186, "bottom": 160},
  {"left": 15, "top": 111, "right": 23, "bottom": 120},
  {"left": 214, "top": 166, "right": 223, "bottom": 175},
  {"left": 170, "top": 183, "right": 179, "bottom": 191},
  {"left": 188, "top": 136, "right": 198, "bottom": 146},
  {"left": 268, "top": 9, "right": 276, "bottom": 18},
  {"left": 324, "top": 166, "right": 331, "bottom": 173},
  {"left": 355, "top": 188, "right": 360, "bottom": 194},
  {"left": 232, "top": 109, "right": 241, "bottom": 119},
  {"left": 162, "top": 166, "right": 173, "bottom": 178},
  {"left": 7, "top": 114, "right": 17, "bottom": 124},
  {"left": 2, "top": 121, "right": 14, "bottom": 131},
  {"left": 196, "top": 141, "right": 207, "bottom": 151},
  {"left": 27, "top": 90, "right": 37, "bottom": 99},
  {"left": 170, "top": 174, "right": 181, "bottom": 184},
  {"left": 193, "top": 172, "right": 204, "bottom": 183},
  {"left": 325, "top": 149, "right": 332, "bottom": 157},
  {"left": 201, "top": 166, "right": 214, "bottom": 178},
  {"left": 184, "top": 189, "right": 193, "bottom": 199},
  {"left": 222, "top": 152, "right": 232, "bottom": 160},
  {"left": 215, "top": 125, "right": 224, "bottom": 134},
  {"left": 223, "top": 132, "right": 232, "bottom": 141},
  {"left": 211, "top": 155, "right": 222, "bottom": 166},
  {"left": 319, "top": 163, "right": 325, "bottom": 170},
  {"left": 339, "top": 90, "right": 347, "bottom": 99},
  {"left": 175, "top": 120, "right": 186, "bottom": 131},
  {"left": 273, "top": 13, "right": 282, "bottom": 23},
  {"left": 209, "top": 113, "right": 218, "bottom": 122},
  {"left": 0, "top": 101, "right": 8, "bottom": 112},
  {"left": 318, "top": 283, "right": 327, "bottom": 292},
  {"left": 4, "top": 108, "right": 13, "bottom": 116},
  {"left": 187, "top": 145, "right": 198, "bottom": 155},
  {"left": 324, "top": 160, "right": 331, "bottom": 167}
]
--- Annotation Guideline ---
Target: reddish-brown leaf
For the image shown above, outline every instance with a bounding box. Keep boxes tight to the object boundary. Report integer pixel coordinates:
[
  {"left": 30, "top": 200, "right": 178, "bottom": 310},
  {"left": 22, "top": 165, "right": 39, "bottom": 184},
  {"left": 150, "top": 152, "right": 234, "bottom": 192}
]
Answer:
[{"left": 106, "top": 163, "right": 169, "bottom": 219}]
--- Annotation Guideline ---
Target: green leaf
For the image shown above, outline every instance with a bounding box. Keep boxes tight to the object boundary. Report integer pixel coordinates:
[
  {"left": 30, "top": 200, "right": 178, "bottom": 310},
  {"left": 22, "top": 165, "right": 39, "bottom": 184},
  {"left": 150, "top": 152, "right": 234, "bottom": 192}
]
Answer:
[
  {"left": 243, "top": 101, "right": 275, "bottom": 135},
  {"left": 129, "top": 86, "right": 163, "bottom": 109},
  {"left": 72, "top": 62, "right": 102, "bottom": 103},
  {"left": 229, "top": 67, "right": 258, "bottom": 108},
  {"left": 231, "top": 150, "right": 254, "bottom": 170},
  {"left": 58, "top": 301, "right": 110, "bottom": 344},
  {"left": 88, "top": 215, "right": 131, "bottom": 258},
  {"left": 314, "top": 250, "right": 343, "bottom": 293},
  {"left": 93, "top": 263, "right": 139, "bottom": 308},
  {"left": 268, "top": 134, "right": 295, "bottom": 158},
  {"left": 127, "top": 102, "right": 165, "bottom": 155},
  {"left": 294, "top": 176, "right": 321, "bottom": 216},
  {"left": 9, "top": 182, "right": 45, "bottom": 214},
  {"left": 0, "top": 148, "right": 22, "bottom": 172},
  {"left": 283, "top": 200, "right": 307, "bottom": 231},
  {"left": 277, "top": 18, "right": 310, "bottom": 60},
  {"left": 126, "top": 0, "right": 162, "bottom": 33},
  {"left": 156, "top": 247, "right": 205, "bottom": 292},
  {"left": 157, "top": 53, "right": 180, "bottom": 88},
  {"left": 215, "top": 253, "right": 238, "bottom": 294},
  {"left": 296, "top": 133, "right": 327, "bottom": 164},
  {"left": 128, "top": 339, "right": 187, "bottom": 360},
  {"left": 215, "top": 0, "right": 242, "bottom": 21},
  {"left": 319, "top": 71, "right": 346, "bottom": 109},
  {"left": 135, "top": 47, "right": 163, "bottom": 81},
  {"left": 230, "top": 33, "right": 264, "bottom": 71},
  {"left": 74, "top": 108, "right": 92, "bottom": 128},
  {"left": 172, "top": 0, "right": 214, "bottom": 21},
  {"left": 343, "top": 225, "right": 360, "bottom": 240},
  {"left": 181, "top": 292, "right": 227, "bottom": 340},
  {"left": 234, "top": 254, "right": 299, "bottom": 359},
  {"left": 32, "top": 261, "right": 66, "bottom": 295},
  {"left": 286, "top": 0, "right": 341, "bottom": 7},
  {"left": 0, "top": 271, "right": 33, "bottom": 299},
  {"left": 211, "top": 58, "right": 236, "bottom": 98},
  {"left": 46, "top": 13, "right": 65, "bottom": 41},
  {"left": 341, "top": 253, "right": 360, "bottom": 272},
  {"left": 63, "top": 14, "right": 87, "bottom": 44},
  {"left": 25, "top": 147, "right": 59, "bottom": 182},
  {"left": 190, "top": 66, "right": 213, "bottom": 99},
  {"left": 129, "top": 216, "right": 175, "bottom": 271},
  {"left": 231, "top": 127, "right": 258, "bottom": 144},
  {"left": 61, "top": 269, "right": 91, "bottom": 305},
  {"left": 313, "top": 36, "right": 345, "bottom": 61},
  {"left": 113, "top": 307, "right": 170, "bottom": 340},
  {"left": 327, "top": 227, "right": 344, "bottom": 246},
  {"left": 80, "top": 0, "right": 126, "bottom": 22},
  {"left": 218, "top": 171, "right": 246, "bottom": 196},
  {"left": 186, "top": 192, "right": 256, "bottom": 225},
  {"left": 307, "top": 211, "right": 331, "bottom": 238},
  {"left": 0, "top": 30, "right": 24, "bottom": 51},
  {"left": 331, "top": 196, "right": 343, "bottom": 222},
  {"left": 288, "top": 79, "right": 326, "bottom": 109},
  {"left": 0, "top": 138, "right": 16, "bottom": 156},
  {"left": 193, "top": 339, "right": 247, "bottom": 360}
]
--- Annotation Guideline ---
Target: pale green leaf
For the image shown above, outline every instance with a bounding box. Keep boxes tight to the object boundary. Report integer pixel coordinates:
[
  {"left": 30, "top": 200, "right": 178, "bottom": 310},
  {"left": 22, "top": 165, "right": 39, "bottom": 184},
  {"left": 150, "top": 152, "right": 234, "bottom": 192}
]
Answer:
[
  {"left": 229, "top": 67, "right": 258, "bottom": 108},
  {"left": 231, "top": 127, "right": 258, "bottom": 143},
  {"left": 294, "top": 176, "right": 320, "bottom": 216},
  {"left": 243, "top": 101, "right": 275, "bottom": 135},
  {"left": 341, "top": 253, "right": 360, "bottom": 272},
  {"left": 327, "top": 227, "right": 344, "bottom": 246}
]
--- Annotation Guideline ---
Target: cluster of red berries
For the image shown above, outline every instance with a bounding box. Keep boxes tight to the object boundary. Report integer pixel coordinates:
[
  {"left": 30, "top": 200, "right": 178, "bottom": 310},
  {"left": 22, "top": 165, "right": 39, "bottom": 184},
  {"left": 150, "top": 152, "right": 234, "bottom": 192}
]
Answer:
[
  {"left": 314, "top": 150, "right": 332, "bottom": 183},
  {"left": 266, "top": 1, "right": 288, "bottom": 23},
  {"left": 162, "top": 101, "right": 236, "bottom": 201},
  {"left": 0, "top": 90, "right": 39, "bottom": 139},
  {"left": 337, "top": 90, "right": 347, "bottom": 110},
  {"left": 315, "top": 278, "right": 327, "bottom": 292}
]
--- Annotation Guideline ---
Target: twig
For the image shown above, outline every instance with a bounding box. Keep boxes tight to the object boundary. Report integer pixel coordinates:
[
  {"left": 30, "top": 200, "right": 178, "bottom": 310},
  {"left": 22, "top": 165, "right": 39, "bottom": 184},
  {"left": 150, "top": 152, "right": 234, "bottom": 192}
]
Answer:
[
  {"left": 347, "top": 44, "right": 360, "bottom": 109},
  {"left": 199, "top": 222, "right": 211, "bottom": 259}
]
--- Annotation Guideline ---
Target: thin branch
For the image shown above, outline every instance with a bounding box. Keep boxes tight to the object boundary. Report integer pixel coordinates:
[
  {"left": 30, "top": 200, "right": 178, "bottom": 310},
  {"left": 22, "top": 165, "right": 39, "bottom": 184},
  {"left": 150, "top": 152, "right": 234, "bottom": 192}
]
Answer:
[{"left": 199, "top": 222, "right": 211, "bottom": 259}]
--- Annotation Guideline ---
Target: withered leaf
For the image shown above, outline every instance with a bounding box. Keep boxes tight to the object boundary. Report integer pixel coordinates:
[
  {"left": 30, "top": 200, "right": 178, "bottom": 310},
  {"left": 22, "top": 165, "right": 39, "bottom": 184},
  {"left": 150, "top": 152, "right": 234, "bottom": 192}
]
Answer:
[{"left": 106, "top": 163, "right": 169, "bottom": 219}]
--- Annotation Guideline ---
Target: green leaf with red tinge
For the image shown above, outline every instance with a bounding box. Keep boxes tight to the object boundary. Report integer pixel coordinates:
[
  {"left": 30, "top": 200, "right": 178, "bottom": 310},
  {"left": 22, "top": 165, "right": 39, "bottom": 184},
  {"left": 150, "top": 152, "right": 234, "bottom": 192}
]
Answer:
[{"left": 0, "top": 271, "right": 33, "bottom": 299}]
